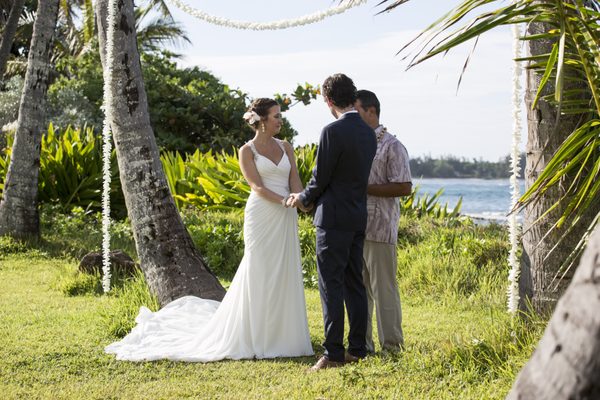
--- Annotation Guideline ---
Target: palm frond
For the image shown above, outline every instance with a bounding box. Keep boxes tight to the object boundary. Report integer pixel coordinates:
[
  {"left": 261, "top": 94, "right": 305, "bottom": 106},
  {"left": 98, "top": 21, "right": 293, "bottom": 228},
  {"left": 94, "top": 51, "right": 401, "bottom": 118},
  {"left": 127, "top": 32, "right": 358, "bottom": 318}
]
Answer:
[
  {"left": 139, "top": 0, "right": 174, "bottom": 20},
  {"left": 136, "top": 17, "right": 191, "bottom": 52},
  {"left": 379, "top": 0, "right": 600, "bottom": 252},
  {"left": 83, "top": 0, "right": 95, "bottom": 43}
]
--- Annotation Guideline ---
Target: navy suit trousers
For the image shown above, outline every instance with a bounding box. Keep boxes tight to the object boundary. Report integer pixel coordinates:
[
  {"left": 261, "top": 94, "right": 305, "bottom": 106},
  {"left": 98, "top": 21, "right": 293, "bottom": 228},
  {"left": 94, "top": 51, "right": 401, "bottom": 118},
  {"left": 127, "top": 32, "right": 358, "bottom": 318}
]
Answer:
[{"left": 316, "top": 227, "right": 368, "bottom": 361}]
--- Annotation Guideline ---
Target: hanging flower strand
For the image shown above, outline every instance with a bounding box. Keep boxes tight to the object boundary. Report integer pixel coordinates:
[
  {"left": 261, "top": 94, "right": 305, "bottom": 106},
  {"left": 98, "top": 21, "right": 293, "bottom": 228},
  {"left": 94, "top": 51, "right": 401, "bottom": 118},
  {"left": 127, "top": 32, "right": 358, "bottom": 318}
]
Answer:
[
  {"left": 101, "top": 0, "right": 119, "bottom": 293},
  {"left": 165, "top": 0, "right": 367, "bottom": 30},
  {"left": 507, "top": 20, "right": 524, "bottom": 315},
  {"left": 98, "top": 0, "right": 366, "bottom": 295}
]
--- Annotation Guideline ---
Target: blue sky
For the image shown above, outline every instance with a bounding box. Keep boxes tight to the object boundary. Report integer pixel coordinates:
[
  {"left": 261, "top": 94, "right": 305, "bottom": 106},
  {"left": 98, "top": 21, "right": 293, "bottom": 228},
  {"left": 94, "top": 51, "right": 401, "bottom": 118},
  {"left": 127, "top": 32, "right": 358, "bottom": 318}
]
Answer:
[{"left": 166, "top": 0, "right": 524, "bottom": 161}]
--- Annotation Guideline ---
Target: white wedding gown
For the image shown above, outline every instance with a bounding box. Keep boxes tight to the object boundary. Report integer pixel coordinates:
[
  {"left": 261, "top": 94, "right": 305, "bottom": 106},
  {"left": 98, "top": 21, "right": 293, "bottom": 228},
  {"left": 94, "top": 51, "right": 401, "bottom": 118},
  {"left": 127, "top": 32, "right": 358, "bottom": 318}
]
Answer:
[{"left": 105, "top": 140, "right": 314, "bottom": 362}]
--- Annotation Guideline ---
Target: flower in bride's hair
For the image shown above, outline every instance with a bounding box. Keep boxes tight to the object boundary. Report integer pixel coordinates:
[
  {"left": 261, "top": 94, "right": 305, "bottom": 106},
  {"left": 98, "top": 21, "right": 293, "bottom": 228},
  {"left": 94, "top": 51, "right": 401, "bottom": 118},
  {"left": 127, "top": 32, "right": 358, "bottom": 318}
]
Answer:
[{"left": 243, "top": 111, "right": 261, "bottom": 124}]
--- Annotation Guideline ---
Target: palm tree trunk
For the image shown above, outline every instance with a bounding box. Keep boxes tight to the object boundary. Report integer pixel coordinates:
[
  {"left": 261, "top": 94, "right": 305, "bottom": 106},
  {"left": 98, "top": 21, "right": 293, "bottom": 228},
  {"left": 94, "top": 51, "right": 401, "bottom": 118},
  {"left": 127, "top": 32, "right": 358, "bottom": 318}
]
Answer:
[
  {"left": 0, "top": 0, "right": 25, "bottom": 81},
  {"left": 95, "top": 0, "right": 225, "bottom": 306},
  {"left": 519, "top": 19, "right": 600, "bottom": 314},
  {"left": 0, "top": 0, "right": 59, "bottom": 239},
  {"left": 507, "top": 223, "right": 600, "bottom": 399}
]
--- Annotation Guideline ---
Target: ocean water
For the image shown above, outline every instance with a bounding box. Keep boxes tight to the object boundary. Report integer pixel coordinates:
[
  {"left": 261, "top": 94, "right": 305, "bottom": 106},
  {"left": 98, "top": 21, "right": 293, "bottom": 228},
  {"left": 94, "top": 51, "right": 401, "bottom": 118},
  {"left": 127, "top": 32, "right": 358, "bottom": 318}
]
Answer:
[{"left": 413, "top": 178, "right": 526, "bottom": 222}]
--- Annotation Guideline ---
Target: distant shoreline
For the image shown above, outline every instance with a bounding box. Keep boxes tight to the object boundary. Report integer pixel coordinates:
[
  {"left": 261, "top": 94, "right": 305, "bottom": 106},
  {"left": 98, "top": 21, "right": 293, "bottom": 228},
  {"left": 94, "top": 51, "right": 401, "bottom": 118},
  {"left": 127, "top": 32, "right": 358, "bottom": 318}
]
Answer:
[
  {"left": 411, "top": 178, "right": 525, "bottom": 225},
  {"left": 409, "top": 154, "right": 527, "bottom": 180}
]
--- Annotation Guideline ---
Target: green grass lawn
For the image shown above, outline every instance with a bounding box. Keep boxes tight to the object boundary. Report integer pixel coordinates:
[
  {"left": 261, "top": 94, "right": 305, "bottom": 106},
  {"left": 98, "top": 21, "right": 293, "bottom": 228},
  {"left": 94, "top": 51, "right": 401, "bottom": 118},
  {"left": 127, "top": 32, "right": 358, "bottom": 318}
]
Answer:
[{"left": 1, "top": 248, "right": 542, "bottom": 400}]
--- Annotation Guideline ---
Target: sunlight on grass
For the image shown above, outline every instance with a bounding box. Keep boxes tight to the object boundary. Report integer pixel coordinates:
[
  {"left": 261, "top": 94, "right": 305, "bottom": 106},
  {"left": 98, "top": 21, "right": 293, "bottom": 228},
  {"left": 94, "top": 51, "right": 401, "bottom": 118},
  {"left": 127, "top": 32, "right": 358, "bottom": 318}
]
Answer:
[
  {"left": 0, "top": 214, "right": 545, "bottom": 399},
  {"left": 1, "top": 266, "right": 542, "bottom": 398}
]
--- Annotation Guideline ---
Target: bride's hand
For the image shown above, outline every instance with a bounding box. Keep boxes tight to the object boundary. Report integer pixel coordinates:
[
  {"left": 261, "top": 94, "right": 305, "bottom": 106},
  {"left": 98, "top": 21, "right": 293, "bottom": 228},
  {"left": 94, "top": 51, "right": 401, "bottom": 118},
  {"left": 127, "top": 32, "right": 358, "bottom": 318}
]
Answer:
[
  {"left": 286, "top": 193, "right": 305, "bottom": 210},
  {"left": 287, "top": 193, "right": 313, "bottom": 213},
  {"left": 285, "top": 194, "right": 296, "bottom": 208}
]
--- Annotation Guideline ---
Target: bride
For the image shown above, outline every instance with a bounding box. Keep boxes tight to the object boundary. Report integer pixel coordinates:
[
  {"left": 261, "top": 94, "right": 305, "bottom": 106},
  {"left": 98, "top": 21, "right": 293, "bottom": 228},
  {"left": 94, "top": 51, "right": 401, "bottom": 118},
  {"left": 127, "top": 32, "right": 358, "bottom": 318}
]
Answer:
[{"left": 105, "top": 98, "right": 314, "bottom": 362}]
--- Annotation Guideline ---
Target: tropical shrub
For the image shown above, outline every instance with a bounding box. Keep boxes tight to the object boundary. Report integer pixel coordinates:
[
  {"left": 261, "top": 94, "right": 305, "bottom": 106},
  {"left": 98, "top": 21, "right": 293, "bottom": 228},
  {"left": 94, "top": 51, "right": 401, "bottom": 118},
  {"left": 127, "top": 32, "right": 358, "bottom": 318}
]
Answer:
[
  {"left": 0, "top": 234, "right": 29, "bottom": 256},
  {"left": 162, "top": 150, "right": 250, "bottom": 211},
  {"left": 47, "top": 45, "right": 105, "bottom": 129},
  {"left": 39, "top": 124, "right": 125, "bottom": 214},
  {"left": 181, "top": 210, "right": 319, "bottom": 285},
  {"left": 294, "top": 144, "right": 318, "bottom": 186},
  {"left": 1, "top": 124, "right": 462, "bottom": 224},
  {"left": 0, "top": 124, "right": 126, "bottom": 217},
  {"left": 47, "top": 86, "right": 101, "bottom": 130},
  {"left": 298, "top": 216, "right": 319, "bottom": 287},
  {"left": 40, "top": 206, "right": 506, "bottom": 302},
  {"left": 182, "top": 210, "right": 245, "bottom": 280},
  {"left": 401, "top": 186, "right": 463, "bottom": 221},
  {"left": 0, "top": 76, "right": 23, "bottom": 131},
  {"left": 40, "top": 204, "right": 136, "bottom": 260}
]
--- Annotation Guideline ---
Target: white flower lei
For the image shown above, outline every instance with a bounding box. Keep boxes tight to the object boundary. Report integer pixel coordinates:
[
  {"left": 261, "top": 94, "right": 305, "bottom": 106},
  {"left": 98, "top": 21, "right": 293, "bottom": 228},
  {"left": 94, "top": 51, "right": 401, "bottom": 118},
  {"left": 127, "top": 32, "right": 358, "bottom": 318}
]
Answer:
[
  {"left": 507, "top": 21, "right": 523, "bottom": 315},
  {"left": 101, "top": 0, "right": 119, "bottom": 293},
  {"left": 164, "top": 0, "right": 367, "bottom": 30}
]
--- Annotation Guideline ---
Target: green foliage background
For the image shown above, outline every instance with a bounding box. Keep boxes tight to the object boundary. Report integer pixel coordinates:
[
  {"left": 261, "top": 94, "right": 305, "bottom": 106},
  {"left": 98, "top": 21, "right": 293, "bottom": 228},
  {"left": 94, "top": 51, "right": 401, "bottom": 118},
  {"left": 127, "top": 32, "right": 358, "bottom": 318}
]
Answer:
[
  {"left": 46, "top": 49, "right": 297, "bottom": 153},
  {"left": 1, "top": 125, "right": 461, "bottom": 221}
]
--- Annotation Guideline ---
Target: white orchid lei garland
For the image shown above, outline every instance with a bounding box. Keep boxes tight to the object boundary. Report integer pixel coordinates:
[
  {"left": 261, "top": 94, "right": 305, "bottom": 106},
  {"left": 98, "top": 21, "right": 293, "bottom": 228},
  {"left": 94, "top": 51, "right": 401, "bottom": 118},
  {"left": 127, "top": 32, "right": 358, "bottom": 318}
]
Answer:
[
  {"left": 507, "top": 21, "right": 524, "bottom": 315},
  {"left": 164, "top": 0, "right": 368, "bottom": 30},
  {"left": 100, "top": 0, "right": 524, "bottom": 308},
  {"left": 101, "top": 0, "right": 119, "bottom": 293}
]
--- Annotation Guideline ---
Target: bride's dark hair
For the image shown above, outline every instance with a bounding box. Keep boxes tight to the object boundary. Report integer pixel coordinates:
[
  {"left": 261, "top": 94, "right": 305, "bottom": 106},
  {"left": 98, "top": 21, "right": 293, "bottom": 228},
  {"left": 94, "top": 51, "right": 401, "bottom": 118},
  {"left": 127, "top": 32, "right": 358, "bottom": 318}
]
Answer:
[{"left": 246, "top": 98, "right": 279, "bottom": 128}]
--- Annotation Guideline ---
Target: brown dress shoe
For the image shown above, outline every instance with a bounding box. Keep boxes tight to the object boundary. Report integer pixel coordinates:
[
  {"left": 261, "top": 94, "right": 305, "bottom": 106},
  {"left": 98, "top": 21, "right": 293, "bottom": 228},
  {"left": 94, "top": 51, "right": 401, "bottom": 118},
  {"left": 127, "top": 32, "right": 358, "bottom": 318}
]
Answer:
[
  {"left": 344, "top": 351, "right": 364, "bottom": 364},
  {"left": 309, "top": 356, "right": 344, "bottom": 371}
]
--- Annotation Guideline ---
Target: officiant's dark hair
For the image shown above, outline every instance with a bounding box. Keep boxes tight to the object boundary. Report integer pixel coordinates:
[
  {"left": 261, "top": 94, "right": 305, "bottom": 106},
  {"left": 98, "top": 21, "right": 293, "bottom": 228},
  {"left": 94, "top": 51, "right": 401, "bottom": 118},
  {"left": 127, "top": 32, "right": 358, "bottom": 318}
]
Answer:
[
  {"left": 247, "top": 98, "right": 279, "bottom": 128},
  {"left": 322, "top": 73, "right": 357, "bottom": 108},
  {"left": 356, "top": 90, "right": 381, "bottom": 117}
]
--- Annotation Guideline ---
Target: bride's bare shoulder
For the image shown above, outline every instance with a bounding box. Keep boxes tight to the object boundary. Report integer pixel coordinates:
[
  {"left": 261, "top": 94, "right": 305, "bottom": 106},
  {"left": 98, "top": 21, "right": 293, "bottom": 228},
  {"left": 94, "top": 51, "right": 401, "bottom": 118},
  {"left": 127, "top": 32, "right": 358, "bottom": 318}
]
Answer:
[{"left": 239, "top": 143, "right": 255, "bottom": 160}]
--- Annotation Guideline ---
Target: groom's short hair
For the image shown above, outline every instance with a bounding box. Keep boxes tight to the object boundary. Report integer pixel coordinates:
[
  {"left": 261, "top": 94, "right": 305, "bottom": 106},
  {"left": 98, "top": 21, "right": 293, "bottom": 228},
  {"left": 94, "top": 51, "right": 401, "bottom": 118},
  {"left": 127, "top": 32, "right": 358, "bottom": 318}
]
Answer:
[
  {"left": 322, "top": 74, "right": 357, "bottom": 108},
  {"left": 356, "top": 90, "right": 380, "bottom": 118}
]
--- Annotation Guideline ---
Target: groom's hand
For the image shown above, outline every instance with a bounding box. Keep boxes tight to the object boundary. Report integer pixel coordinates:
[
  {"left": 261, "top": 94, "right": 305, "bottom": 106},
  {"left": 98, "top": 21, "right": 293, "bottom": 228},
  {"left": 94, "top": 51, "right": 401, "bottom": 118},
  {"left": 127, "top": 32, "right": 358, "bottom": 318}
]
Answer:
[
  {"left": 286, "top": 193, "right": 301, "bottom": 208},
  {"left": 287, "top": 193, "right": 312, "bottom": 212}
]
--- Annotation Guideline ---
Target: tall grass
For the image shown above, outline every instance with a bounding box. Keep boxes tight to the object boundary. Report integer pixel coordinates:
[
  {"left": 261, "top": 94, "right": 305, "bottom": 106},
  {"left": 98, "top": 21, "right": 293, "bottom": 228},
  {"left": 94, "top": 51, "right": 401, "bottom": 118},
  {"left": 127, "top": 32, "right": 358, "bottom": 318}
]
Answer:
[
  {"left": 39, "top": 204, "right": 136, "bottom": 260},
  {"left": 394, "top": 216, "right": 509, "bottom": 304},
  {"left": 99, "top": 270, "right": 160, "bottom": 337}
]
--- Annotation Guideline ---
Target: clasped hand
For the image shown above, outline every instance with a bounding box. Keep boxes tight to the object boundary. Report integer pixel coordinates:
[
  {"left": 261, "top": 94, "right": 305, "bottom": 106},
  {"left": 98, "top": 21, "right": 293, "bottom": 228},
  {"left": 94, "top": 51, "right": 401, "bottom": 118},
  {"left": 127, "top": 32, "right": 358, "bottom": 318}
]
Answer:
[{"left": 285, "top": 193, "right": 312, "bottom": 212}]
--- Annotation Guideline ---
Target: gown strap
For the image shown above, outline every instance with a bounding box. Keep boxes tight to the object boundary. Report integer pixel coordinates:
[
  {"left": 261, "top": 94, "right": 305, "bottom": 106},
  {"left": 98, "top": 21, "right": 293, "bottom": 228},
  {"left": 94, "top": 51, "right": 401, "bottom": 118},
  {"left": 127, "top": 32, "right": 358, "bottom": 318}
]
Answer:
[
  {"left": 275, "top": 139, "right": 287, "bottom": 153},
  {"left": 248, "top": 141, "right": 259, "bottom": 160}
]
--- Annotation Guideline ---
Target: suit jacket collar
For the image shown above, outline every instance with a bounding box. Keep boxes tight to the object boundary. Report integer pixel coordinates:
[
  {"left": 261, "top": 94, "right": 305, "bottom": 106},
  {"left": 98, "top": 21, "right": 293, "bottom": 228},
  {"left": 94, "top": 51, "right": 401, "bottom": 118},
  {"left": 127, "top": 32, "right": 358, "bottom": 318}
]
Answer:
[{"left": 339, "top": 111, "right": 359, "bottom": 120}]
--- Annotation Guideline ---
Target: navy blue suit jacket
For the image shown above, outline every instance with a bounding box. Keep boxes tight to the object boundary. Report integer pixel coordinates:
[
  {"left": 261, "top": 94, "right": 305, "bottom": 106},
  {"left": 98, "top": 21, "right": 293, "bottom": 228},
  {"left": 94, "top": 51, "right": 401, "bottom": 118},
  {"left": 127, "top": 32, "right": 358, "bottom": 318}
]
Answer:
[{"left": 299, "top": 112, "right": 377, "bottom": 232}]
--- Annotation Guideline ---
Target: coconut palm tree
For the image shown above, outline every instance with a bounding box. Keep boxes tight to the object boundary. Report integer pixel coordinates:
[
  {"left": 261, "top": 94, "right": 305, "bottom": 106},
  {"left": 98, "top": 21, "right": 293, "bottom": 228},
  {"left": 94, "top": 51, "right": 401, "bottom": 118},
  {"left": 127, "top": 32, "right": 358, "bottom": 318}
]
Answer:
[
  {"left": 0, "top": 0, "right": 60, "bottom": 239},
  {"left": 0, "top": 0, "right": 26, "bottom": 80},
  {"left": 0, "top": 0, "right": 190, "bottom": 81},
  {"left": 378, "top": 0, "right": 600, "bottom": 394},
  {"left": 506, "top": 221, "right": 600, "bottom": 398},
  {"left": 95, "top": 0, "right": 225, "bottom": 306},
  {"left": 377, "top": 0, "right": 600, "bottom": 313}
]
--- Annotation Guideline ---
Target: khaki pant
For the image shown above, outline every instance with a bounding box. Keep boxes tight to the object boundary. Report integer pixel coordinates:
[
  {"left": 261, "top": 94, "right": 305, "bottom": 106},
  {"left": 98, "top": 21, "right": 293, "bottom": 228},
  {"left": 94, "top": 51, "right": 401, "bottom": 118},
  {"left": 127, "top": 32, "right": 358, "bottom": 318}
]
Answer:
[{"left": 362, "top": 240, "right": 404, "bottom": 352}]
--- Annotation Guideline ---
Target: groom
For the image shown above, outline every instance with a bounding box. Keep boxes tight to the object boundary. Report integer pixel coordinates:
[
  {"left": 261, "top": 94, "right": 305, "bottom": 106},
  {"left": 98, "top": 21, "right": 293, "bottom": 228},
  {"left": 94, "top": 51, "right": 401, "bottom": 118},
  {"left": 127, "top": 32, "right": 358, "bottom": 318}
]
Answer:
[{"left": 288, "top": 73, "right": 377, "bottom": 370}]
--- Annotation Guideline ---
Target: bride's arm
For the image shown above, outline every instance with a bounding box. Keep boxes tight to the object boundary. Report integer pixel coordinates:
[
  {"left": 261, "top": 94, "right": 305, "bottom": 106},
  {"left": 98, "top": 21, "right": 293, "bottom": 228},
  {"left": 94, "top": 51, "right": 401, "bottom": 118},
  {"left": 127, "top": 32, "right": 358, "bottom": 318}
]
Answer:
[
  {"left": 283, "top": 141, "right": 303, "bottom": 194},
  {"left": 239, "top": 145, "right": 288, "bottom": 205}
]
